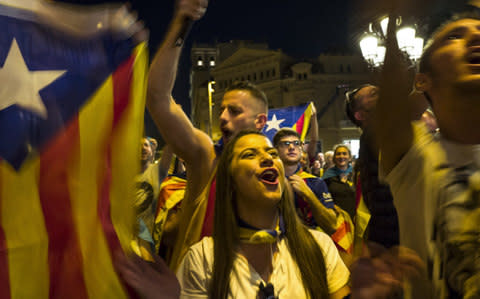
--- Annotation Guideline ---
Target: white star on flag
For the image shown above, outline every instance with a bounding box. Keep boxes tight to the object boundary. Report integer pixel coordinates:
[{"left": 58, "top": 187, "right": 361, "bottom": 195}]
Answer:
[
  {"left": 0, "top": 38, "right": 66, "bottom": 119},
  {"left": 265, "top": 114, "right": 285, "bottom": 132}
]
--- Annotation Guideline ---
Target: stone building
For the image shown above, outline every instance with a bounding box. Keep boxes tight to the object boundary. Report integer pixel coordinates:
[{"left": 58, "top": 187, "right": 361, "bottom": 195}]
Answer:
[{"left": 190, "top": 40, "right": 371, "bottom": 156}]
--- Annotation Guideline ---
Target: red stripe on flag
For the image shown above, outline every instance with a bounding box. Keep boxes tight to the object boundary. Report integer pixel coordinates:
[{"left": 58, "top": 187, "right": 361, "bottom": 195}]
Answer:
[
  {"left": 112, "top": 55, "right": 135, "bottom": 126},
  {"left": 0, "top": 166, "right": 12, "bottom": 299},
  {"left": 99, "top": 54, "right": 134, "bottom": 256},
  {"left": 295, "top": 113, "right": 305, "bottom": 134},
  {"left": 98, "top": 54, "right": 139, "bottom": 298},
  {"left": 38, "top": 118, "right": 88, "bottom": 299}
]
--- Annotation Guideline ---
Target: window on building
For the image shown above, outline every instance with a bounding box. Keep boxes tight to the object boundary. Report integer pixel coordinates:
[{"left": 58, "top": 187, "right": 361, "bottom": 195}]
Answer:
[
  {"left": 247, "top": 75, "right": 251, "bottom": 81},
  {"left": 297, "top": 74, "right": 302, "bottom": 80},
  {"left": 266, "top": 70, "right": 270, "bottom": 78},
  {"left": 347, "top": 65, "right": 351, "bottom": 73},
  {"left": 272, "top": 68, "right": 276, "bottom": 77},
  {"left": 340, "top": 65, "right": 344, "bottom": 73},
  {"left": 260, "top": 72, "right": 264, "bottom": 80},
  {"left": 303, "top": 73, "right": 307, "bottom": 79},
  {"left": 253, "top": 73, "right": 257, "bottom": 81}
]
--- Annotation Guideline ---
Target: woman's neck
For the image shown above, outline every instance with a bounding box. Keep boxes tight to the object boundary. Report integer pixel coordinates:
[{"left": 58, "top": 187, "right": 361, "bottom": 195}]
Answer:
[{"left": 237, "top": 204, "right": 279, "bottom": 230}]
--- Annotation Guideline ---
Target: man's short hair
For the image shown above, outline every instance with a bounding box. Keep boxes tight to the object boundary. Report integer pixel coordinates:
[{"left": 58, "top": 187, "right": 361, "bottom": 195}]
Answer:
[
  {"left": 225, "top": 81, "right": 268, "bottom": 113},
  {"left": 344, "top": 84, "right": 374, "bottom": 127},
  {"left": 273, "top": 128, "right": 301, "bottom": 147}
]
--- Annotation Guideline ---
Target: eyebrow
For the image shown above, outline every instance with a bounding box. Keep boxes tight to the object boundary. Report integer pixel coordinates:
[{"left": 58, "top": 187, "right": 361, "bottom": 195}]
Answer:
[{"left": 239, "top": 146, "right": 276, "bottom": 154}]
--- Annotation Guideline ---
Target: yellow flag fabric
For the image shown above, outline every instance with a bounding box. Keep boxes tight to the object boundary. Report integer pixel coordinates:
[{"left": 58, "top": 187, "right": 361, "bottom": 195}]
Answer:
[{"left": 0, "top": 2, "right": 148, "bottom": 297}]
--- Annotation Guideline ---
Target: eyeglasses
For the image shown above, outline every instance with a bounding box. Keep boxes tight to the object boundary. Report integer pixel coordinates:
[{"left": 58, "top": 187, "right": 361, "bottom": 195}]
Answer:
[{"left": 278, "top": 140, "right": 302, "bottom": 148}]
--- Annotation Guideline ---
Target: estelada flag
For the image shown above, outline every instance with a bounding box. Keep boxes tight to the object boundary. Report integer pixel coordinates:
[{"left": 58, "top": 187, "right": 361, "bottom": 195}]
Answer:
[
  {"left": 262, "top": 102, "right": 314, "bottom": 142},
  {"left": 0, "top": 1, "right": 147, "bottom": 298}
]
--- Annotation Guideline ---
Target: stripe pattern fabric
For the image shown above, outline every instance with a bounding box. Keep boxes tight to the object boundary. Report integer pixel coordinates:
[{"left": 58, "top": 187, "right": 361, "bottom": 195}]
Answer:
[{"left": 0, "top": 1, "right": 148, "bottom": 298}]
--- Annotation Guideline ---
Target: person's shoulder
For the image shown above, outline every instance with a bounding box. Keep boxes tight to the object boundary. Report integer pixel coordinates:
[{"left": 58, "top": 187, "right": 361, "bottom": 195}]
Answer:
[
  {"left": 182, "top": 237, "right": 214, "bottom": 272},
  {"left": 189, "top": 236, "right": 214, "bottom": 254},
  {"left": 307, "top": 229, "right": 334, "bottom": 246}
]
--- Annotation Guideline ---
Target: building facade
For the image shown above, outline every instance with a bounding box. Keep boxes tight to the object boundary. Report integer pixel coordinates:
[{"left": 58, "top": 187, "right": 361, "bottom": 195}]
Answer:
[{"left": 190, "top": 41, "right": 371, "bottom": 155}]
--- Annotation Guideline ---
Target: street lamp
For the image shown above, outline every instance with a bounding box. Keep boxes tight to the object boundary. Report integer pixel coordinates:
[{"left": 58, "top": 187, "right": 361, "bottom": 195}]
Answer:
[
  {"left": 359, "top": 16, "right": 424, "bottom": 67},
  {"left": 207, "top": 81, "right": 215, "bottom": 137}
]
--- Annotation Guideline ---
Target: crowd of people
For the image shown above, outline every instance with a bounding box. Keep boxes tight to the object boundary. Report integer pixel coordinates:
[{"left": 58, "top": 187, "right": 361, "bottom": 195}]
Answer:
[{"left": 104, "top": 0, "right": 480, "bottom": 298}]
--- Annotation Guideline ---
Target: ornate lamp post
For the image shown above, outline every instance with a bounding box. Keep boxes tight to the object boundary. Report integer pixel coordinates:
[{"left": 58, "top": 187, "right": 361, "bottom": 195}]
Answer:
[
  {"left": 207, "top": 81, "right": 215, "bottom": 137},
  {"left": 359, "top": 16, "right": 424, "bottom": 67}
]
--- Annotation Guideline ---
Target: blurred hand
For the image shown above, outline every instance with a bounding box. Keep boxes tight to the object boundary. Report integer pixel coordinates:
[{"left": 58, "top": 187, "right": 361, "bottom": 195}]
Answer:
[
  {"left": 176, "top": 0, "right": 208, "bottom": 21},
  {"left": 114, "top": 251, "right": 180, "bottom": 299},
  {"left": 351, "top": 243, "right": 425, "bottom": 299},
  {"left": 111, "top": 5, "right": 149, "bottom": 43}
]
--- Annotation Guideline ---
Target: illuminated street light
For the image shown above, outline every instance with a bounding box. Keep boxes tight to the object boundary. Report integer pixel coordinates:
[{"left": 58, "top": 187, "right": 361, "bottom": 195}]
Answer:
[
  {"left": 359, "top": 16, "right": 424, "bottom": 67},
  {"left": 207, "top": 81, "right": 215, "bottom": 137}
]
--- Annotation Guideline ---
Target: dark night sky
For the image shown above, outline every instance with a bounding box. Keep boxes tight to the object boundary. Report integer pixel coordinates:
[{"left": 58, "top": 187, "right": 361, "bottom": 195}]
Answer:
[{"left": 61, "top": 0, "right": 468, "bottom": 140}]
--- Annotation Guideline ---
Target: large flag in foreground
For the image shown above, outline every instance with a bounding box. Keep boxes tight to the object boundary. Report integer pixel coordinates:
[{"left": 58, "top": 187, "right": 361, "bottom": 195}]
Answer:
[
  {"left": 0, "top": 1, "right": 147, "bottom": 298},
  {"left": 262, "top": 102, "right": 314, "bottom": 142}
]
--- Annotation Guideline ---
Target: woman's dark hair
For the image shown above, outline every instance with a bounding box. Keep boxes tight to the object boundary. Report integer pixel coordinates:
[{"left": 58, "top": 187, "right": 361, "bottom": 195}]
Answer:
[{"left": 209, "top": 130, "right": 329, "bottom": 299}]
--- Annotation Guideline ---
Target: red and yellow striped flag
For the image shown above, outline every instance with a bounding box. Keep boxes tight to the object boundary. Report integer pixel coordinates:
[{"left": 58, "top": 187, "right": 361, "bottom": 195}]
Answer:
[{"left": 0, "top": 1, "right": 147, "bottom": 298}]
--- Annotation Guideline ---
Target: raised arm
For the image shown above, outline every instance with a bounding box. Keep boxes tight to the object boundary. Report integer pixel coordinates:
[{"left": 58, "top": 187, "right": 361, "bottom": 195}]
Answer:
[
  {"left": 146, "top": 0, "right": 213, "bottom": 168},
  {"left": 375, "top": 13, "right": 414, "bottom": 175}
]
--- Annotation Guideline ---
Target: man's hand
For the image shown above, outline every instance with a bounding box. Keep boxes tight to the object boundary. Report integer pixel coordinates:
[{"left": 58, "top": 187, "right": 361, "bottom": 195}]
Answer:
[
  {"left": 114, "top": 251, "right": 180, "bottom": 299},
  {"left": 175, "top": 0, "right": 208, "bottom": 21},
  {"left": 288, "top": 175, "right": 313, "bottom": 198}
]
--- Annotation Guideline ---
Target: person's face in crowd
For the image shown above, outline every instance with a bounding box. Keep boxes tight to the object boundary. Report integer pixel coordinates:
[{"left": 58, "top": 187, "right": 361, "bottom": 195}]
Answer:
[
  {"left": 421, "top": 18, "right": 480, "bottom": 93},
  {"left": 230, "top": 134, "right": 284, "bottom": 208},
  {"left": 317, "top": 153, "right": 325, "bottom": 165},
  {"left": 313, "top": 160, "right": 321, "bottom": 169},
  {"left": 219, "top": 90, "right": 265, "bottom": 144},
  {"left": 354, "top": 85, "right": 379, "bottom": 126},
  {"left": 141, "top": 138, "right": 153, "bottom": 163},
  {"left": 333, "top": 146, "right": 351, "bottom": 170},
  {"left": 324, "top": 151, "right": 334, "bottom": 167},
  {"left": 276, "top": 135, "right": 303, "bottom": 166}
]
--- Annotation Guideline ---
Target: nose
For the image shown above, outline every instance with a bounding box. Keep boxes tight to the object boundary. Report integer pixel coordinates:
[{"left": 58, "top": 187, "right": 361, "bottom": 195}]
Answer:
[
  {"left": 219, "top": 108, "right": 229, "bottom": 123},
  {"left": 467, "top": 25, "right": 480, "bottom": 46},
  {"left": 260, "top": 152, "right": 274, "bottom": 167}
]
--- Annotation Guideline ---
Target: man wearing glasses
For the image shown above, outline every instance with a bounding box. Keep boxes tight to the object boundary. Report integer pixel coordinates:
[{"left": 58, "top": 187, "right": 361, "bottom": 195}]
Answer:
[{"left": 273, "top": 128, "right": 337, "bottom": 234}]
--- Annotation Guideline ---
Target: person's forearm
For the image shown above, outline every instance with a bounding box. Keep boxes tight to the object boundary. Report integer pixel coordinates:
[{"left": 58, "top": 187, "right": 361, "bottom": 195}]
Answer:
[
  {"left": 303, "top": 190, "right": 337, "bottom": 234},
  {"left": 147, "top": 16, "right": 184, "bottom": 107}
]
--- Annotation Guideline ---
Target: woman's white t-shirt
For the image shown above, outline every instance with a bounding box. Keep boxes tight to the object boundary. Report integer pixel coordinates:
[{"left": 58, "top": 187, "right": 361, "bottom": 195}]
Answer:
[{"left": 177, "top": 229, "right": 349, "bottom": 298}]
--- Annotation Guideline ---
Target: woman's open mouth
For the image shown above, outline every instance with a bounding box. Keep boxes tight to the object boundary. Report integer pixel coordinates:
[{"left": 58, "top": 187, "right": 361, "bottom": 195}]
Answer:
[{"left": 258, "top": 168, "right": 279, "bottom": 185}]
